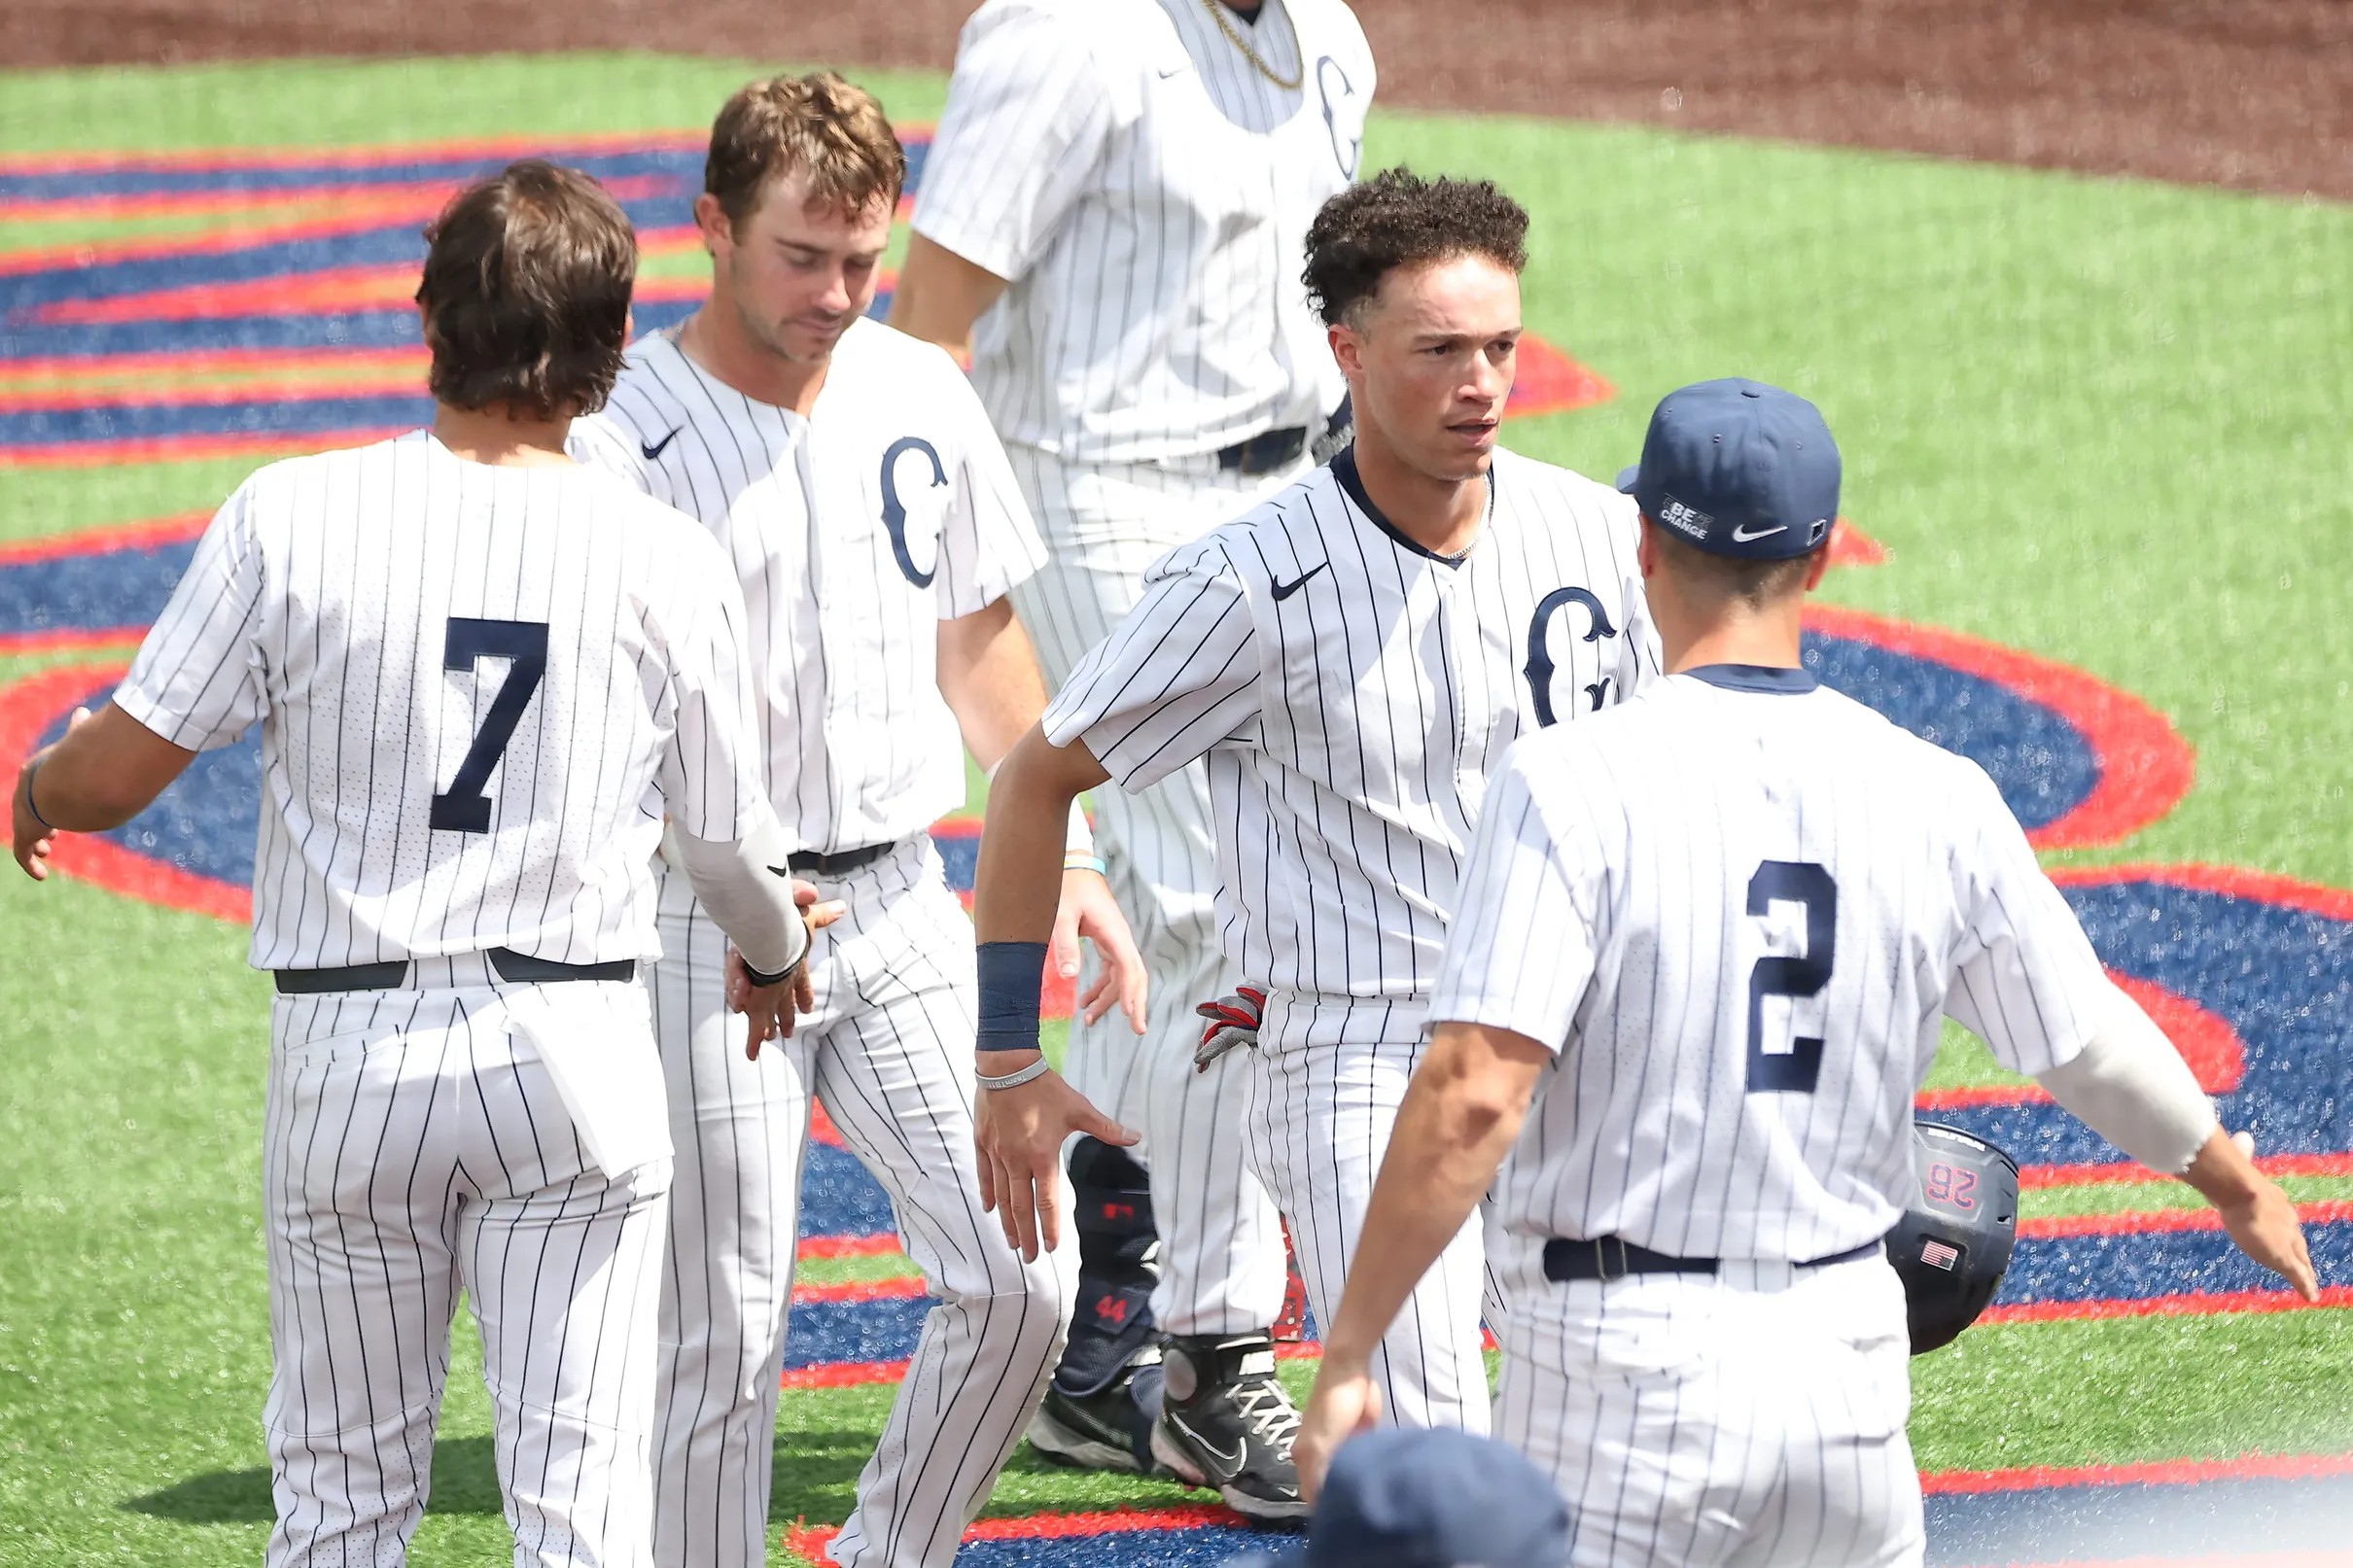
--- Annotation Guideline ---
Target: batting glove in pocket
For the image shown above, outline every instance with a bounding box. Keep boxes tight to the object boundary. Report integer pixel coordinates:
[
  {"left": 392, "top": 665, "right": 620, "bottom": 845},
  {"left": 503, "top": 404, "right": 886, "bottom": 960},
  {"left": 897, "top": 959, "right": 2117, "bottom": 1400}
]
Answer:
[{"left": 1193, "top": 986, "right": 1267, "bottom": 1071}]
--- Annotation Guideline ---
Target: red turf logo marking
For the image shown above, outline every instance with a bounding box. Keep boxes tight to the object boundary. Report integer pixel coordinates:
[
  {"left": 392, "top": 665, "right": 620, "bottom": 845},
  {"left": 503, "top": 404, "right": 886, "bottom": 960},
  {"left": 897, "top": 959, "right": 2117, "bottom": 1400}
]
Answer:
[
  {"left": 1802, "top": 604, "right": 2195, "bottom": 851},
  {"left": 1917, "top": 967, "right": 2245, "bottom": 1111},
  {"left": 1982, "top": 1284, "right": 2353, "bottom": 1325}
]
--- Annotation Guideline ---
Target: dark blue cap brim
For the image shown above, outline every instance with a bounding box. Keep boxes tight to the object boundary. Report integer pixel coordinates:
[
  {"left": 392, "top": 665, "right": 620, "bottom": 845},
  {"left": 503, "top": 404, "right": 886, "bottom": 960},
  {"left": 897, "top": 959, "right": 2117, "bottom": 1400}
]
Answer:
[{"left": 1616, "top": 464, "right": 1640, "bottom": 495}]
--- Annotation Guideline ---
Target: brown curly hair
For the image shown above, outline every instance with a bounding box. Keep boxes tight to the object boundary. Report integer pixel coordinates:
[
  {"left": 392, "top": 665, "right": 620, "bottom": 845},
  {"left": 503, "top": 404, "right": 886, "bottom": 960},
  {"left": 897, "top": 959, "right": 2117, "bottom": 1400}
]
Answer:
[
  {"left": 415, "top": 159, "right": 636, "bottom": 421},
  {"left": 1302, "top": 167, "right": 1529, "bottom": 327}
]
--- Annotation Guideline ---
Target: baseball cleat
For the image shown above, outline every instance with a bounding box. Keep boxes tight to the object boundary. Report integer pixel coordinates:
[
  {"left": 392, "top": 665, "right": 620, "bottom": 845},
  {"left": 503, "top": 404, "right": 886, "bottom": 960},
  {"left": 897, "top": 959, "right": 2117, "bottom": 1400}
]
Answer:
[
  {"left": 1028, "top": 1357, "right": 1168, "bottom": 1475},
  {"left": 1150, "top": 1333, "right": 1308, "bottom": 1522}
]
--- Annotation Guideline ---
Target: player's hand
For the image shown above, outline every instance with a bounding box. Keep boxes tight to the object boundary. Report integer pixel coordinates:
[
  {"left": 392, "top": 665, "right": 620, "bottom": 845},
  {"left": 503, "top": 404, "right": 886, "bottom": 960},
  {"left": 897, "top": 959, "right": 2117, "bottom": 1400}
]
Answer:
[
  {"left": 725, "top": 881, "right": 847, "bottom": 1058},
  {"left": 972, "top": 1054, "right": 1136, "bottom": 1260},
  {"left": 11, "top": 766, "right": 56, "bottom": 881},
  {"left": 1049, "top": 866, "right": 1148, "bottom": 1033},
  {"left": 2208, "top": 1130, "right": 2321, "bottom": 1302},
  {"left": 10, "top": 712, "right": 89, "bottom": 882},
  {"left": 1295, "top": 1356, "right": 1384, "bottom": 1507}
]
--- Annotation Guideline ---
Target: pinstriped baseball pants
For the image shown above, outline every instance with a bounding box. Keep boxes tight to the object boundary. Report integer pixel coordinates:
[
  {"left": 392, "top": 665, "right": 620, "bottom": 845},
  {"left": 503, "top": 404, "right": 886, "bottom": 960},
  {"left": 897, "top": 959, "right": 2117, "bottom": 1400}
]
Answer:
[
  {"left": 1491, "top": 1243, "right": 1923, "bottom": 1567},
  {"left": 646, "top": 841, "right": 1074, "bottom": 1568},
  {"left": 263, "top": 980, "right": 669, "bottom": 1568},
  {"left": 1244, "top": 993, "right": 1493, "bottom": 1433},
  {"left": 1003, "top": 442, "right": 1293, "bottom": 1339}
]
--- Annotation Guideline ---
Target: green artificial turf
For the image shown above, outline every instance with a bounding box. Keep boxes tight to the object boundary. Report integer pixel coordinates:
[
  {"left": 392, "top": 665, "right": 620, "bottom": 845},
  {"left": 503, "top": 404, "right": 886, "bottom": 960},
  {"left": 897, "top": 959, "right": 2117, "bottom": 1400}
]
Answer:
[{"left": 2, "top": 49, "right": 2348, "bottom": 1568}]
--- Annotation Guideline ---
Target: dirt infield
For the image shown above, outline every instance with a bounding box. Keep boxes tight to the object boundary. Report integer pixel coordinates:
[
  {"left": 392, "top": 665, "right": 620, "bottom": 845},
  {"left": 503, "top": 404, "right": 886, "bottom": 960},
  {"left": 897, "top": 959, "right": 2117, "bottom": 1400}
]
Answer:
[{"left": 7, "top": 0, "right": 2351, "bottom": 200}]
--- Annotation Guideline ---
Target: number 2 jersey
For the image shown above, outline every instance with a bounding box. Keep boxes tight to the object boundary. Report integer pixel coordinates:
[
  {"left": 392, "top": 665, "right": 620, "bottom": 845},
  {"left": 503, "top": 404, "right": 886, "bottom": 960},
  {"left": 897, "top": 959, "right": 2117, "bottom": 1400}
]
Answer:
[
  {"left": 1432, "top": 665, "right": 2115, "bottom": 1264},
  {"left": 114, "top": 432, "right": 769, "bottom": 971},
  {"left": 1042, "top": 443, "right": 1659, "bottom": 1008}
]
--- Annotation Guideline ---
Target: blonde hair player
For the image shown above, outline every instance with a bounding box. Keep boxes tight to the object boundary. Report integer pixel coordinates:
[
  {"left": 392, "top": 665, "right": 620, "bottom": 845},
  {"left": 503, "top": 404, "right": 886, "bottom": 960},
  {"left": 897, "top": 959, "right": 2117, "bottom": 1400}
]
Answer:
[
  {"left": 892, "top": 0, "right": 1377, "bottom": 1504},
  {"left": 12, "top": 161, "right": 834, "bottom": 1568},
  {"left": 569, "top": 73, "right": 1144, "bottom": 1568},
  {"left": 1293, "top": 378, "right": 2318, "bottom": 1566}
]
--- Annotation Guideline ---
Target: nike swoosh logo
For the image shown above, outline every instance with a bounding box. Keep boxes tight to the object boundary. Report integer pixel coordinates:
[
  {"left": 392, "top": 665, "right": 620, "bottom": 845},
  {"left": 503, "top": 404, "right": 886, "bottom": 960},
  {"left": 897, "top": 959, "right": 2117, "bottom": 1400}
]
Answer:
[
  {"left": 1158, "top": 64, "right": 1189, "bottom": 79},
  {"left": 1166, "top": 1412, "right": 1245, "bottom": 1479},
  {"left": 642, "top": 428, "right": 683, "bottom": 461},
  {"left": 1271, "top": 563, "right": 1326, "bottom": 601},
  {"left": 766, "top": 864, "right": 791, "bottom": 879},
  {"left": 1729, "top": 521, "right": 1787, "bottom": 542}
]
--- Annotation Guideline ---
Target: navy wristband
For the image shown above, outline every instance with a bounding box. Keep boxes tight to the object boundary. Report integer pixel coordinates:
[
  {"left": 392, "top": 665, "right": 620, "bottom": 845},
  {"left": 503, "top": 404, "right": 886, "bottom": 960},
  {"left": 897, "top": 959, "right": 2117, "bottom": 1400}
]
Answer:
[{"left": 975, "top": 940, "right": 1048, "bottom": 1055}]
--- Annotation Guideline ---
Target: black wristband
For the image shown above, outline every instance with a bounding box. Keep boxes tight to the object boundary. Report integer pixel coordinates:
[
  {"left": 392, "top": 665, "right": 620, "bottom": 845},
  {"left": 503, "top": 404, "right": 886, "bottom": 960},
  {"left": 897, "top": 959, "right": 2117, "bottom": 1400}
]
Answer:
[
  {"left": 739, "top": 956, "right": 792, "bottom": 989},
  {"left": 19, "top": 758, "right": 56, "bottom": 832}
]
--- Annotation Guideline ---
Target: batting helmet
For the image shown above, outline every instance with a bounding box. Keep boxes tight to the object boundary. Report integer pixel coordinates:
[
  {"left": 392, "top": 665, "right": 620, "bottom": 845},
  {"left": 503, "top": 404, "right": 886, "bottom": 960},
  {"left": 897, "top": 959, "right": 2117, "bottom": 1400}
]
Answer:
[{"left": 1885, "top": 1121, "right": 2020, "bottom": 1354}]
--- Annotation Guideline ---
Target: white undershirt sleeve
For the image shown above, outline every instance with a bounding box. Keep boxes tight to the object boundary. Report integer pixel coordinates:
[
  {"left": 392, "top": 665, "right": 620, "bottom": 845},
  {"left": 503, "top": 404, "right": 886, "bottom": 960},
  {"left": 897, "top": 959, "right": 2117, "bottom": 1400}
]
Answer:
[
  {"left": 2033, "top": 980, "right": 2219, "bottom": 1175},
  {"left": 664, "top": 808, "right": 809, "bottom": 980}
]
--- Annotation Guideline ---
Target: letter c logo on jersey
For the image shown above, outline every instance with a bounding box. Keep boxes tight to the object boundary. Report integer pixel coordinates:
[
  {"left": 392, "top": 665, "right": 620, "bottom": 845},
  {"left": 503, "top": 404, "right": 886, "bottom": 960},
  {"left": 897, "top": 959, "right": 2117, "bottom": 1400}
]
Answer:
[
  {"left": 879, "top": 436, "right": 948, "bottom": 590},
  {"left": 1524, "top": 584, "right": 1620, "bottom": 728},
  {"left": 1317, "top": 57, "right": 1362, "bottom": 179}
]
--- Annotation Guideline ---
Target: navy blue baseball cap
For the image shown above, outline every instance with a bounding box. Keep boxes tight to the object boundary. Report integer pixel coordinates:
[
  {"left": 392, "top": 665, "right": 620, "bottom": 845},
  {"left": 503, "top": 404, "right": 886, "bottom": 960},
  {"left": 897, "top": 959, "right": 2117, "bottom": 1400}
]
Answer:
[
  {"left": 1222, "top": 1429, "right": 1570, "bottom": 1568},
  {"left": 1615, "top": 377, "right": 1841, "bottom": 560}
]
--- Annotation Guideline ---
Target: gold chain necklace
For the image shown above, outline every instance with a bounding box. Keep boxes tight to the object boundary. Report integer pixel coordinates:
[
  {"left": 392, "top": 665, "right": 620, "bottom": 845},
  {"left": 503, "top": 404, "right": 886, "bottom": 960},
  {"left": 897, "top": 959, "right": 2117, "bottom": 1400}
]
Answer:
[{"left": 1197, "top": 0, "right": 1304, "bottom": 91}]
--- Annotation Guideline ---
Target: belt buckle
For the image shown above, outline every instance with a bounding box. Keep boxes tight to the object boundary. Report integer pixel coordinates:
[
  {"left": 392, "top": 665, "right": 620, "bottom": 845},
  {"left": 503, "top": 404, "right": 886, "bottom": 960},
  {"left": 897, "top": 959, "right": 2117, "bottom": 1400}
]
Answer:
[{"left": 1594, "top": 1237, "right": 1628, "bottom": 1283}]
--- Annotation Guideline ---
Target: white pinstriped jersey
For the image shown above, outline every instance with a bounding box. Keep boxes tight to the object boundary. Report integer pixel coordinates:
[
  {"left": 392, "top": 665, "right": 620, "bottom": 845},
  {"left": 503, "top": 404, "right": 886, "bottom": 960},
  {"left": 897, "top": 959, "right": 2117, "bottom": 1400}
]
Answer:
[
  {"left": 571, "top": 320, "right": 1047, "bottom": 854},
  {"left": 913, "top": 0, "right": 1375, "bottom": 465},
  {"left": 1044, "top": 445, "right": 1659, "bottom": 1001},
  {"left": 115, "top": 432, "right": 768, "bottom": 970},
  {"left": 1435, "top": 666, "right": 2113, "bottom": 1263}
]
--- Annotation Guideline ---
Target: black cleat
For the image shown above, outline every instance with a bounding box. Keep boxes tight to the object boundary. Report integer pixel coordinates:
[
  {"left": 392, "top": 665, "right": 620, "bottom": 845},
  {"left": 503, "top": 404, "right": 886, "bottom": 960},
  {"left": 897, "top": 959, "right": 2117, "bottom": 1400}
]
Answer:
[
  {"left": 1029, "top": 1356, "right": 1168, "bottom": 1475},
  {"left": 1150, "top": 1333, "right": 1307, "bottom": 1522}
]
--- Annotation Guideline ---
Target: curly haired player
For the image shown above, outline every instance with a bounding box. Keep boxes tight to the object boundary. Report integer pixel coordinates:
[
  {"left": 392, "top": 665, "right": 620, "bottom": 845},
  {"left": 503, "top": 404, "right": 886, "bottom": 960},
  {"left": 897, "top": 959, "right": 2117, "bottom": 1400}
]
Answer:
[
  {"left": 967, "top": 169, "right": 1661, "bottom": 1515},
  {"left": 893, "top": 0, "right": 1380, "bottom": 1504}
]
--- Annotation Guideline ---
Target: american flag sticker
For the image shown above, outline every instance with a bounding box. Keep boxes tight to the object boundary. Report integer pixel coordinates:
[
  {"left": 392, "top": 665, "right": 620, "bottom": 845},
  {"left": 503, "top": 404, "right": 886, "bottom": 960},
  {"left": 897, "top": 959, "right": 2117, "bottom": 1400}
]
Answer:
[{"left": 1920, "top": 1239, "right": 1962, "bottom": 1272}]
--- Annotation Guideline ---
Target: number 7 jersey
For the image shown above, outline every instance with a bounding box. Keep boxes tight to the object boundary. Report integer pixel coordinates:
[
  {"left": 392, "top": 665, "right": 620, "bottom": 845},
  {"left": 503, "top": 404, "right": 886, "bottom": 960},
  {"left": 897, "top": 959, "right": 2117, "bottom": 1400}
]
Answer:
[
  {"left": 114, "top": 432, "right": 771, "bottom": 970},
  {"left": 1432, "top": 665, "right": 2116, "bottom": 1265}
]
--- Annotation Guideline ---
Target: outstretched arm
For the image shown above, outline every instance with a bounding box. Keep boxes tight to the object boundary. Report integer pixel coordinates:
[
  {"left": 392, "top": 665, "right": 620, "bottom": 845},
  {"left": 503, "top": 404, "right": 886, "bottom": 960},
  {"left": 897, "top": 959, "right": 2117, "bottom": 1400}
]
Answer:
[
  {"left": 11, "top": 705, "right": 196, "bottom": 880},
  {"left": 968, "top": 723, "right": 1143, "bottom": 1260},
  {"left": 2034, "top": 983, "right": 2317, "bottom": 1300}
]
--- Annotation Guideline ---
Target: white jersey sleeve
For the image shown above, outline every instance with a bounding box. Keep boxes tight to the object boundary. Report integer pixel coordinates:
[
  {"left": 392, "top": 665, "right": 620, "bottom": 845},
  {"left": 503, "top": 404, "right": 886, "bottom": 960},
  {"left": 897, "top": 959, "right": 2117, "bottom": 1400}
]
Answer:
[
  {"left": 1942, "top": 761, "right": 2110, "bottom": 1076},
  {"left": 648, "top": 532, "right": 770, "bottom": 844},
  {"left": 931, "top": 362, "right": 1050, "bottom": 618},
  {"left": 1041, "top": 536, "right": 1261, "bottom": 790},
  {"left": 1429, "top": 742, "right": 1602, "bottom": 1048},
  {"left": 1612, "top": 537, "right": 1665, "bottom": 701},
  {"left": 115, "top": 482, "right": 269, "bottom": 750},
  {"left": 567, "top": 410, "right": 657, "bottom": 498},
  {"left": 913, "top": 0, "right": 1120, "bottom": 282}
]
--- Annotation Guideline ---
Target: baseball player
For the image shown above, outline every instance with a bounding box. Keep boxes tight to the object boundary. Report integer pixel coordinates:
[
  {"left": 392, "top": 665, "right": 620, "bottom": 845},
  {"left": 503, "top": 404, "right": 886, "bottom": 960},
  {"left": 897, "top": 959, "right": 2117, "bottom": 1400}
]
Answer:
[
  {"left": 966, "top": 170, "right": 1660, "bottom": 1518},
  {"left": 568, "top": 75, "right": 1144, "bottom": 1568},
  {"left": 1293, "top": 378, "right": 2320, "bottom": 1565},
  {"left": 891, "top": 0, "right": 1377, "bottom": 1482},
  {"left": 9, "top": 161, "right": 832, "bottom": 1568}
]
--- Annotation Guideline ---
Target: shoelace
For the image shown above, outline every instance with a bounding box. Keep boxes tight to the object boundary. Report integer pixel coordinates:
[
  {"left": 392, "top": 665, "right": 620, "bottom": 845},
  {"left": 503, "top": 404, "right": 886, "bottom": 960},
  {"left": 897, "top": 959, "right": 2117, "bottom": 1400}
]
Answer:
[{"left": 1230, "top": 1373, "right": 1302, "bottom": 1449}]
